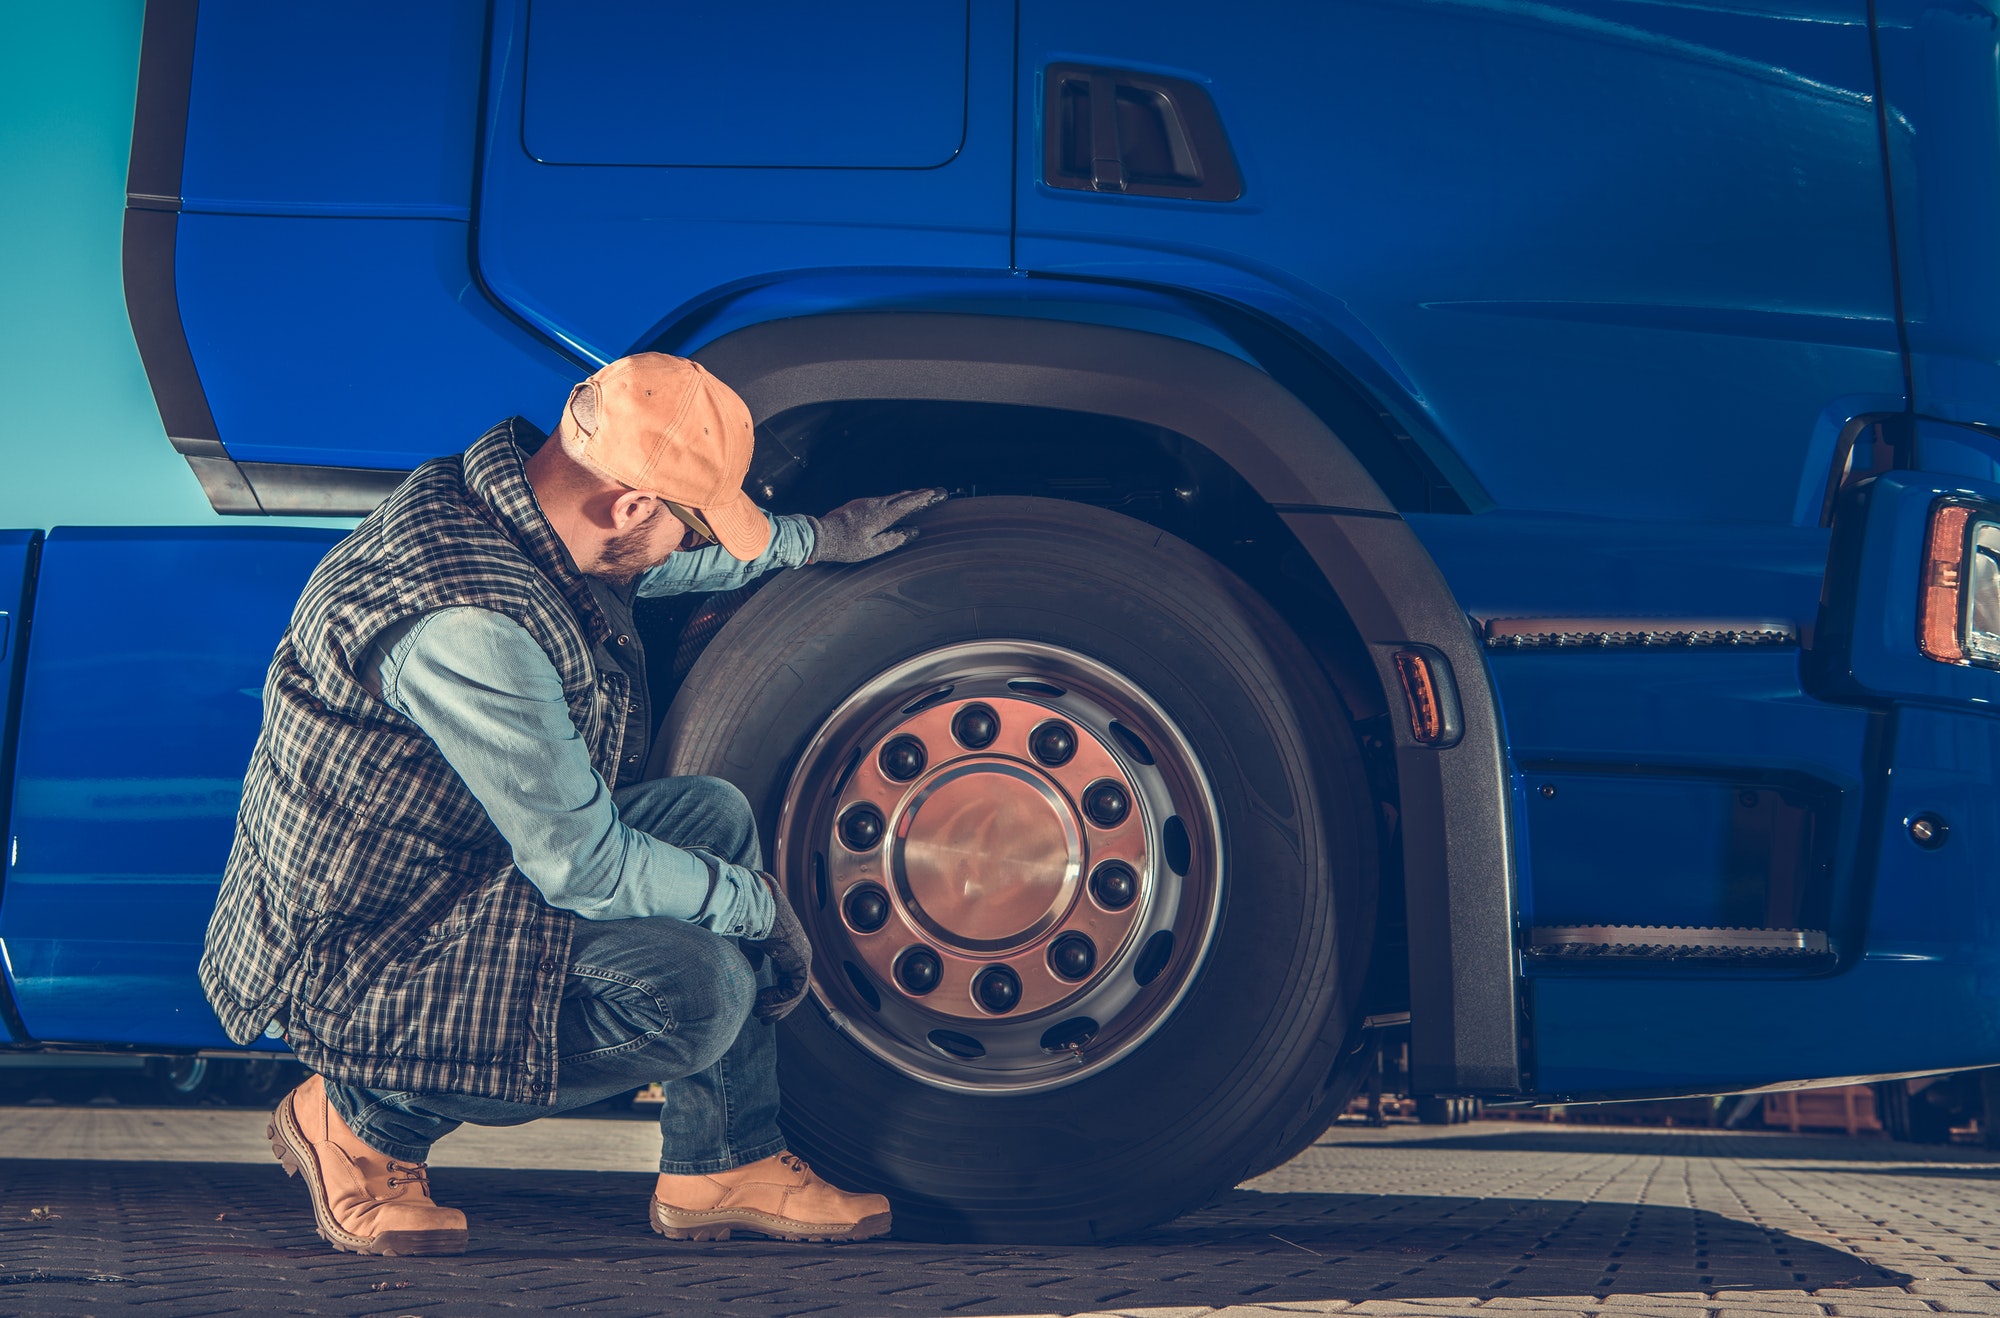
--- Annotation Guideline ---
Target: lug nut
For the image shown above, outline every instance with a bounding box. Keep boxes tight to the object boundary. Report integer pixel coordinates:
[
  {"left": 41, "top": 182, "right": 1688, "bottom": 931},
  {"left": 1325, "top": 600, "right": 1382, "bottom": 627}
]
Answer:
[
  {"left": 1083, "top": 780, "right": 1129, "bottom": 827},
  {"left": 896, "top": 948, "right": 942, "bottom": 995},
  {"left": 839, "top": 804, "right": 884, "bottom": 851},
  {"left": 974, "top": 965, "right": 1022, "bottom": 1013},
  {"left": 1048, "top": 933, "right": 1096, "bottom": 981},
  {"left": 879, "top": 735, "right": 926, "bottom": 782},
  {"left": 844, "top": 884, "right": 890, "bottom": 933},
  {"left": 953, "top": 704, "right": 999, "bottom": 749},
  {"left": 1030, "top": 720, "right": 1076, "bottom": 766},
  {"left": 1090, "top": 861, "right": 1138, "bottom": 910}
]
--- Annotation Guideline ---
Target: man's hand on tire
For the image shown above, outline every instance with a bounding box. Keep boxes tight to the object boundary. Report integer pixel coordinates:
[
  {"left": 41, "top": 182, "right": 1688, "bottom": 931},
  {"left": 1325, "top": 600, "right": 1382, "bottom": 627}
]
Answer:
[
  {"left": 807, "top": 488, "right": 947, "bottom": 564},
  {"left": 746, "top": 871, "right": 812, "bottom": 1022}
]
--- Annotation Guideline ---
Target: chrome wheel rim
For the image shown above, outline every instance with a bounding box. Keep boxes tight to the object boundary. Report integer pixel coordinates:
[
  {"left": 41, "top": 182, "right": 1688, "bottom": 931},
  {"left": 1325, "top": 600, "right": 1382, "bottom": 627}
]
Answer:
[{"left": 777, "top": 640, "right": 1222, "bottom": 1093}]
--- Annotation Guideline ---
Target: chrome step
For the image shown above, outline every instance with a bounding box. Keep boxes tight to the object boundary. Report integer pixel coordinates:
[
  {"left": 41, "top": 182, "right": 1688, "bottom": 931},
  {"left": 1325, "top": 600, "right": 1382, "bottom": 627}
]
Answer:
[
  {"left": 1483, "top": 616, "right": 1796, "bottom": 650},
  {"left": 1526, "top": 925, "right": 1830, "bottom": 960}
]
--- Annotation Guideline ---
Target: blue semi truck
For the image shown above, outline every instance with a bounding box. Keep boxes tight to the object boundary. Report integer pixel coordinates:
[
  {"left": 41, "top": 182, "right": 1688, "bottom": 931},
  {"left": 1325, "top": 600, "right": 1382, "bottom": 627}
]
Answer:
[{"left": 2, "top": 0, "right": 1999, "bottom": 1239}]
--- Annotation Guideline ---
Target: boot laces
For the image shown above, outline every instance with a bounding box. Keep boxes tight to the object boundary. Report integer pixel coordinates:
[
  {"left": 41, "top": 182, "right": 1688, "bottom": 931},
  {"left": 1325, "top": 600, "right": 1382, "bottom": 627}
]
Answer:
[
  {"left": 779, "top": 1153, "right": 812, "bottom": 1178},
  {"left": 386, "top": 1160, "right": 432, "bottom": 1191}
]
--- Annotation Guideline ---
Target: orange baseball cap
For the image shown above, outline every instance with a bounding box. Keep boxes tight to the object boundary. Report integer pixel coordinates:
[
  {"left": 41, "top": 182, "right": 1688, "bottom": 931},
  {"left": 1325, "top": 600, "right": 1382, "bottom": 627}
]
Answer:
[{"left": 563, "top": 353, "right": 770, "bottom": 560}]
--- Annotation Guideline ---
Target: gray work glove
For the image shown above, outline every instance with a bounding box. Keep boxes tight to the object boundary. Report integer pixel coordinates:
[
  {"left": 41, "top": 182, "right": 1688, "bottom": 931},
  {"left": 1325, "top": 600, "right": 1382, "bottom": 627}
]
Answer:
[
  {"left": 744, "top": 871, "right": 812, "bottom": 1022},
  {"left": 806, "top": 488, "right": 947, "bottom": 564}
]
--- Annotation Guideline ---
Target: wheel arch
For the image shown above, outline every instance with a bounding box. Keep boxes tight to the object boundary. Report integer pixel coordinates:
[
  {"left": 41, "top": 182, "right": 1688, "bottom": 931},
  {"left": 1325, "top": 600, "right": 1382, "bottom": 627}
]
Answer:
[{"left": 691, "top": 312, "right": 1522, "bottom": 1095}]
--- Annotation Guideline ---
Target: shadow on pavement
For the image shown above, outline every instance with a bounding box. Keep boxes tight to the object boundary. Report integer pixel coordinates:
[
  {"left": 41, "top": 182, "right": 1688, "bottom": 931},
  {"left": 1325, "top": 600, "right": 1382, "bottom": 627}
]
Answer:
[
  {"left": 0, "top": 1159, "right": 1909, "bottom": 1315},
  {"left": 1356, "top": 1127, "right": 2000, "bottom": 1163}
]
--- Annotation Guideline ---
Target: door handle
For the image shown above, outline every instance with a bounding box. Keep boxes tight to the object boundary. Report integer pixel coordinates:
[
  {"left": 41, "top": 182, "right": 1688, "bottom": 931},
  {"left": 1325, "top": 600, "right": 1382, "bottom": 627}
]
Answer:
[
  {"left": 1043, "top": 63, "right": 1243, "bottom": 202},
  {"left": 1088, "top": 72, "right": 1126, "bottom": 192}
]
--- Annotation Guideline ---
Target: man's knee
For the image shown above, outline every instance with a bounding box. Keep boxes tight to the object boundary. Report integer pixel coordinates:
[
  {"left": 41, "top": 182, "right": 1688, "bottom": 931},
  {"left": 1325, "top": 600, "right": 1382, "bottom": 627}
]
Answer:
[
  {"left": 622, "top": 774, "right": 762, "bottom": 871},
  {"left": 677, "top": 775, "right": 762, "bottom": 871}
]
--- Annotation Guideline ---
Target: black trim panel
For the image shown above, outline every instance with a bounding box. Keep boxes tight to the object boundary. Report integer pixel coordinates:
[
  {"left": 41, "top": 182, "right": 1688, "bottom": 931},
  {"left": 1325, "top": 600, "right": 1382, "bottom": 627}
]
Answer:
[
  {"left": 122, "top": 207, "right": 216, "bottom": 444},
  {"left": 124, "top": 0, "right": 251, "bottom": 512},
  {"left": 155, "top": 459, "right": 415, "bottom": 519},
  {"left": 128, "top": 0, "right": 196, "bottom": 211},
  {"left": 1284, "top": 511, "right": 1520, "bottom": 1093},
  {"left": 182, "top": 454, "right": 261, "bottom": 513},
  {"left": 694, "top": 312, "right": 1522, "bottom": 1094},
  {"left": 237, "top": 463, "right": 409, "bottom": 516}
]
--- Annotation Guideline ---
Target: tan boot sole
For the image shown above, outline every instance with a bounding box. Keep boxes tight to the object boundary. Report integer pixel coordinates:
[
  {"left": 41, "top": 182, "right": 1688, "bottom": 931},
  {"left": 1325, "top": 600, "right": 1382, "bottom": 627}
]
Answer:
[
  {"left": 270, "top": 1090, "right": 468, "bottom": 1257},
  {"left": 651, "top": 1198, "right": 891, "bottom": 1243}
]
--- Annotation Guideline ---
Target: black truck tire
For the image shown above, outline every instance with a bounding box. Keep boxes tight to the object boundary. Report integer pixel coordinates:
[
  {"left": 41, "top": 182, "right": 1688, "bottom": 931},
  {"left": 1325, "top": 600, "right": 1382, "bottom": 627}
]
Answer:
[{"left": 656, "top": 496, "right": 1375, "bottom": 1241}]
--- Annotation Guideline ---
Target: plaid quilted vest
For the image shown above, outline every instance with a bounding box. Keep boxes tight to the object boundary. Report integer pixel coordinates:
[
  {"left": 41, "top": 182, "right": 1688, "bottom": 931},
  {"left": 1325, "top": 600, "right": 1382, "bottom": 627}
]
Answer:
[{"left": 200, "top": 419, "right": 632, "bottom": 1106}]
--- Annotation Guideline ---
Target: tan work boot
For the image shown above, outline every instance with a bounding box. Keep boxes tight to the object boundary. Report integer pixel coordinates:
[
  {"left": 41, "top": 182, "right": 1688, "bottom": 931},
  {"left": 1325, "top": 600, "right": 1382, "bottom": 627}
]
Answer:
[
  {"left": 651, "top": 1152, "right": 891, "bottom": 1242},
  {"left": 268, "top": 1073, "right": 468, "bottom": 1256}
]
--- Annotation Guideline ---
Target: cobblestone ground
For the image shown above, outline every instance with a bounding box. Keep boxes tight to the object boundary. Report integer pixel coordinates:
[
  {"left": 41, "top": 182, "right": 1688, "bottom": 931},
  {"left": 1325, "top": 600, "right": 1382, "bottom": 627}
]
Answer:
[{"left": 1, "top": 1115, "right": 1996, "bottom": 1317}]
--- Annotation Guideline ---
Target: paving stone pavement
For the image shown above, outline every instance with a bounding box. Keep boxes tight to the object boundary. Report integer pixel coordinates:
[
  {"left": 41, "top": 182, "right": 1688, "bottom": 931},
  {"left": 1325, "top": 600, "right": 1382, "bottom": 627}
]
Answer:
[{"left": 1, "top": 1115, "right": 1996, "bottom": 1317}]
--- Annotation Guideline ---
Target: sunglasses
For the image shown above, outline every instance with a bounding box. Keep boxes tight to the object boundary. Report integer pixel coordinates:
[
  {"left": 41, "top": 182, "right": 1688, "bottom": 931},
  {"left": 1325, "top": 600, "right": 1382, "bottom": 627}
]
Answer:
[{"left": 664, "top": 500, "right": 718, "bottom": 548}]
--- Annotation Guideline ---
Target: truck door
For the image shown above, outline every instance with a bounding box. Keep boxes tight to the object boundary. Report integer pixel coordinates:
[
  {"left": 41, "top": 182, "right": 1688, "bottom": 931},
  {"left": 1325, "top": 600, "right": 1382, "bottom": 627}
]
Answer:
[
  {"left": 1012, "top": 1, "right": 1929, "bottom": 1099},
  {"left": 0, "top": 528, "right": 341, "bottom": 1047},
  {"left": 1012, "top": 0, "right": 1900, "bottom": 525}
]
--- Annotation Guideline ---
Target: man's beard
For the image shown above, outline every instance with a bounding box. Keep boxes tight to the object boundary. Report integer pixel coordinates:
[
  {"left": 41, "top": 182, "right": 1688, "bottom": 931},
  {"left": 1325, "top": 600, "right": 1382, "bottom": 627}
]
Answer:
[{"left": 594, "top": 503, "right": 669, "bottom": 583}]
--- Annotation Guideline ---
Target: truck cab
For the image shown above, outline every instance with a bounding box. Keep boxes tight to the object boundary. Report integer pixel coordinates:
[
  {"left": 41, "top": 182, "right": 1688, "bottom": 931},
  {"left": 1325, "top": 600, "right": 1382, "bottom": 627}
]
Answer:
[{"left": 4, "top": 0, "right": 1999, "bottom": 1241}]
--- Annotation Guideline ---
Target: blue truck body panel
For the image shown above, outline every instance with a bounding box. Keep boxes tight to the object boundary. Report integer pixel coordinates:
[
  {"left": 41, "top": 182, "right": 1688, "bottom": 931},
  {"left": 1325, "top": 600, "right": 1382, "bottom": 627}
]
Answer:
[
  {"left": 0, "top": 530, "right": 39, "bottom": 1045},
  {"left": 174, "top": 212, "right": 580, "bottom": 470},
  {"left": 0, "top": 528, "right": 339, "bottom": 1047},
  {"left": 523, "top": 3, "right": 970, "bottom": 168},
  {"left": 180, "top": 4, "right": 484, "bottom": 219},
  {"left": 1531, "top": 698, "right": 2000, "bottom": 1093},
  {"left": 475, "top": 0, "right": 1016, "bottom": 368},
  {"left": 7, "top": 0, "right": 1994, "bottom": 1106}
]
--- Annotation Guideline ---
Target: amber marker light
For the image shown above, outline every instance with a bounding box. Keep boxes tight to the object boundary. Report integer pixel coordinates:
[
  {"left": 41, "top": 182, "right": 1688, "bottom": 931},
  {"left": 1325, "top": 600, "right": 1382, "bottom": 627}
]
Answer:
[
  {"left": 1393, "top": 646, "right": 1463, "bottom": 747},
  {"left": 1919, "top": 502, "right": 1975, "bottom": 665}
]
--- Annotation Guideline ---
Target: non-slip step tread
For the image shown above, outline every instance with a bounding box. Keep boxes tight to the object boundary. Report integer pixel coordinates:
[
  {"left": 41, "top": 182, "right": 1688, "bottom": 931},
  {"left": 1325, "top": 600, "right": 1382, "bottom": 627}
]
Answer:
[{"left": 1526, "top": 925, "right": 1830, "bottom": 959}]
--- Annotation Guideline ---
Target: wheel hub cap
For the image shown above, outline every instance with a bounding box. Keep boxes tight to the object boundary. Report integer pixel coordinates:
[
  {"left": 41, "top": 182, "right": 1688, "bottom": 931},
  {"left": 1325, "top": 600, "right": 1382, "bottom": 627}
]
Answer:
[
  {"left": 894, "top": 759, "right": 1080, "bottom": 951},
  {"left": 780, "top": 640, "right": 1221, "bottom": 1093}
]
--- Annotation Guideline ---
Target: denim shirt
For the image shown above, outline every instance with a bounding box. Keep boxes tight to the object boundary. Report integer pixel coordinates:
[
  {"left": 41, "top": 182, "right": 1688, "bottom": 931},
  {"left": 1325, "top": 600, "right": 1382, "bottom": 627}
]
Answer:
[{"left": 361, "top": 513, "right": 814, "bottom": 938}]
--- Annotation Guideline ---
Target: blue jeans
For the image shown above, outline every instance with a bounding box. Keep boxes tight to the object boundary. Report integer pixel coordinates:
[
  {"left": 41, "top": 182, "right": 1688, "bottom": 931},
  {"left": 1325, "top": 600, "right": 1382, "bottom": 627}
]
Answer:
[{"left": 324, "top": 776, "right": 787, "bottom": 1174}]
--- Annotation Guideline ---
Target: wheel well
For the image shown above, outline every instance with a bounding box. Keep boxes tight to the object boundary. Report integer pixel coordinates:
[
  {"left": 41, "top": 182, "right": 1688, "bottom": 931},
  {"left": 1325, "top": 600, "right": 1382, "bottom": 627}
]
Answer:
[
  {"left": 643, "top": 393, "right": 1415, "bottom": 1023},
  {"left": 678, "top": 313, "right": 1517, "bottom": 1090}
]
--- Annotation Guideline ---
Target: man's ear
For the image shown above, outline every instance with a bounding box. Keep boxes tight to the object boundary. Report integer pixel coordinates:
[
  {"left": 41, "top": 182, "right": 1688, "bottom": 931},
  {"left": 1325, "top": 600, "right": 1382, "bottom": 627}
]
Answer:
[{"left": 608, "top": 488, "right": 657, "bottom": 531}]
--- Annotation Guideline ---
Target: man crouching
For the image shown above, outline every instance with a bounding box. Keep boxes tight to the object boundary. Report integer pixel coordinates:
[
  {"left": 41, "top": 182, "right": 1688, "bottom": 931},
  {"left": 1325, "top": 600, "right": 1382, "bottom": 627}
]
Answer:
[{"left": 201, "top": 352, "right": 940, "bottom": 1253}]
